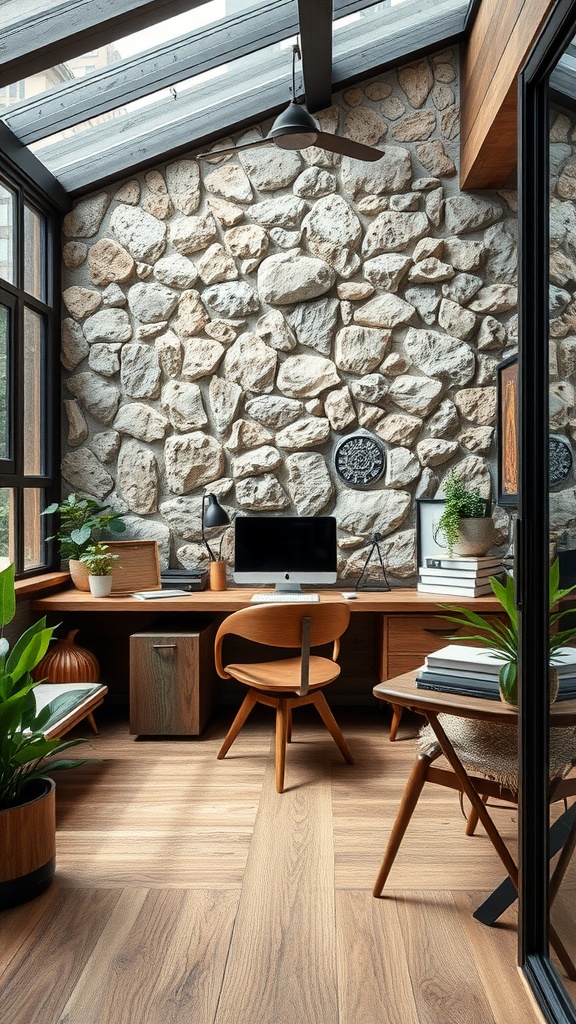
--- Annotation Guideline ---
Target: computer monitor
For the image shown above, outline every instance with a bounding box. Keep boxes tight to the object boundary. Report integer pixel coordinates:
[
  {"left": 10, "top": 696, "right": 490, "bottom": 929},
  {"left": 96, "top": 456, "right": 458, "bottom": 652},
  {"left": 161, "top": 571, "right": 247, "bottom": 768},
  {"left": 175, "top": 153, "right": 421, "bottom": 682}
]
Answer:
[{"left": 234, "top": 515, "right": 337, "bottom": 592}]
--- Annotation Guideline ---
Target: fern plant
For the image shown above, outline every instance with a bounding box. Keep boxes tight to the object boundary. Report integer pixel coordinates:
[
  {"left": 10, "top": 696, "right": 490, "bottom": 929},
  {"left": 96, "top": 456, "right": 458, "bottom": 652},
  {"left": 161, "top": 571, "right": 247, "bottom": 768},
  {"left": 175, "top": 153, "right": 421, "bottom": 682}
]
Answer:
[{"left": 434, "top": 470, "right": 489, "bottom": 557}]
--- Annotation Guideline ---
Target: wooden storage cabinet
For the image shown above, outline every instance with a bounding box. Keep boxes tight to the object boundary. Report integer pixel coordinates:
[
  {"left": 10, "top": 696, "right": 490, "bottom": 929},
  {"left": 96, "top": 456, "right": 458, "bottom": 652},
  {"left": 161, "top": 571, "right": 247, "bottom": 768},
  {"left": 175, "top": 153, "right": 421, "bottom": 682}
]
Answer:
[
  {"left": 381, "top": 612, "right": 505, "bottom": 680},
  {"left": 130, "top": 625, "right": 217, "bottom": 735}
]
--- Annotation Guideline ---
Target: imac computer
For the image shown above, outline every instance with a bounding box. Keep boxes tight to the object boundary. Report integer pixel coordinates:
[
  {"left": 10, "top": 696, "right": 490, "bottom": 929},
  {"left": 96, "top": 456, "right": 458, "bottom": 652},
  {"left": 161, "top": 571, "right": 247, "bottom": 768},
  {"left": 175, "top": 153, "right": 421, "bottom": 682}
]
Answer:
[{"left": 234, "top": 515, "right": 337, "bottom": 597}]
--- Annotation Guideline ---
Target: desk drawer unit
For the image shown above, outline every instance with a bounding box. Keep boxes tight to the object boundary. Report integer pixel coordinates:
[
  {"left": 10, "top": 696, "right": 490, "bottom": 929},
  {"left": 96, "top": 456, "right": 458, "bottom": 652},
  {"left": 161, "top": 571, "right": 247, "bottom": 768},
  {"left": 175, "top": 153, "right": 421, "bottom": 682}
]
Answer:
[
  {"left": 381, "top": 613, "right": 505, "bottom": 680},
  {"left": 130, "top": 626, "right": 216, "bottom": 735}
]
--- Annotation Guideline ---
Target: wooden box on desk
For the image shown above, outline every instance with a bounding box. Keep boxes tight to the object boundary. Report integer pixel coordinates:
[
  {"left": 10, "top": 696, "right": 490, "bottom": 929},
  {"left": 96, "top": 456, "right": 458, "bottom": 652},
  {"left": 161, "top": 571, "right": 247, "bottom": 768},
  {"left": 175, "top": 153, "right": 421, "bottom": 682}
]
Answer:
[{"left": 129, "top": 623, "right": 217, "bottom": 735}]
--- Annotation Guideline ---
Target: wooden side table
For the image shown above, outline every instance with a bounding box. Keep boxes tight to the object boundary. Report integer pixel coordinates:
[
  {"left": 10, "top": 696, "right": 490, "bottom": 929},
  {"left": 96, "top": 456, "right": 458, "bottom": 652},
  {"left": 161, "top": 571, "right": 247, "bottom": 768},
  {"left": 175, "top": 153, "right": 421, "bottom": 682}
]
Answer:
[{"left": 372, "top": 671, "right": 576, "bottom": 980}]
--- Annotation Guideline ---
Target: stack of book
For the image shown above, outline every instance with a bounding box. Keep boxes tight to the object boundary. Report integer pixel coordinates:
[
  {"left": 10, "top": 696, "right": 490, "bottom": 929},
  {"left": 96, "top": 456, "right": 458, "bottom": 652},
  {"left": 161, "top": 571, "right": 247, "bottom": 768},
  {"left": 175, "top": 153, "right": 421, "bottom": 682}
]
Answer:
[
  {"left": 416, "top": 644, "right": 576, "bottom": 700},
  {"left": 417, "top": 555, "right": 505, "bottom": 597}
]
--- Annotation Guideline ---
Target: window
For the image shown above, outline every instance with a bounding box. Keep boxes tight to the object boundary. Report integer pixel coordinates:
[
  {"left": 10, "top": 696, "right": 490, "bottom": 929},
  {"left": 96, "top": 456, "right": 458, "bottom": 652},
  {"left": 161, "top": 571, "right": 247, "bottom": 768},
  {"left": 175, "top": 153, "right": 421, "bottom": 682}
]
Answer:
[{"left": 0, "top": 166, "right": 58, "bottom": 576}]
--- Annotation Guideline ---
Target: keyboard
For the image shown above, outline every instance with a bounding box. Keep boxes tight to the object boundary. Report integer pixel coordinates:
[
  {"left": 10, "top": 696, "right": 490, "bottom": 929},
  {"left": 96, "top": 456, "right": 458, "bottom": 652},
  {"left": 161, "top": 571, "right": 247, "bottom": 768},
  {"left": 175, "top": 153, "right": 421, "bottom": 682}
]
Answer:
[{"left": 250, "top": 592, "right": 320, "bottom": 604}]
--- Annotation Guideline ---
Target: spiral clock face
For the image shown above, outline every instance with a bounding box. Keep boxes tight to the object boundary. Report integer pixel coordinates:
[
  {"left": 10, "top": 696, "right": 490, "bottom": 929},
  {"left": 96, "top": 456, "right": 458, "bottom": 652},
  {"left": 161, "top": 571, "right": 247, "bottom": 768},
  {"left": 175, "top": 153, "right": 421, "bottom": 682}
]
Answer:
[
  {"left": 549, "top": 435, "right": 573, "bottom": 488},
  {"left": 334, "top": 433, "right": 386, "bottom": 488}
]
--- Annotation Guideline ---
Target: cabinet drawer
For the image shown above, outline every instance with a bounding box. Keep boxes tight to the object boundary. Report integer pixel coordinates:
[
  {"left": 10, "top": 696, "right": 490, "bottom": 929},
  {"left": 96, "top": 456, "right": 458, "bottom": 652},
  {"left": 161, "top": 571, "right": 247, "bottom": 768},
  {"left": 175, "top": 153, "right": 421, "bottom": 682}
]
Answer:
[{"left": 381, "top": 612, "right": 505, "bottom": 681}]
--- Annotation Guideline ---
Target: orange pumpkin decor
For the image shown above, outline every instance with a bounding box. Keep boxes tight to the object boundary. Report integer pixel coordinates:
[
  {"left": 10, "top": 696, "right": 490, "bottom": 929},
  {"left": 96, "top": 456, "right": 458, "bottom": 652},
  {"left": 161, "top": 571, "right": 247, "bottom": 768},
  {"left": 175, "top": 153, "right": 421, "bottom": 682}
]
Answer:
[{"left": 32, "top": 629, "right": 100, "bottom": 684}]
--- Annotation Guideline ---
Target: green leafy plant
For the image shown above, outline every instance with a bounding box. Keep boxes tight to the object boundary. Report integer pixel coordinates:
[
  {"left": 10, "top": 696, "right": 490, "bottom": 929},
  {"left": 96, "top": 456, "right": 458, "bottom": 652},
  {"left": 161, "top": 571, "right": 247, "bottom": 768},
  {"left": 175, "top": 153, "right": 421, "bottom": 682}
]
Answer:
[
  {"left": 79, "top": 543, "right": 120, "bottom": 577},
  {"left": 434, "top": 470, "right": 490, "bottom": 557},
  {"left": 440, "top": 559, "right": 576, "bottom": 705},
  {"left": 42, "top": 494, "right": 126, "bottom": 561},
  {"left": 0, "top": 562, "right": 89, "bottom": 809}
]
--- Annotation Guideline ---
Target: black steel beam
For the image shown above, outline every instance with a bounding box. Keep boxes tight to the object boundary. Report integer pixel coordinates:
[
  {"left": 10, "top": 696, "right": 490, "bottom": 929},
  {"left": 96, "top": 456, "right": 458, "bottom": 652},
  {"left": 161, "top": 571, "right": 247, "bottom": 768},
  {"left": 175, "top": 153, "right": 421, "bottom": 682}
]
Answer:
[
  {"left": 0, "top": 122, "right": 70, "bottom": 211},
  {"left": 298, "top": 0, "right": 333, "bottom": 113},
  {"left": 0, "top": 0, "right": 206, "bottom": 89}
]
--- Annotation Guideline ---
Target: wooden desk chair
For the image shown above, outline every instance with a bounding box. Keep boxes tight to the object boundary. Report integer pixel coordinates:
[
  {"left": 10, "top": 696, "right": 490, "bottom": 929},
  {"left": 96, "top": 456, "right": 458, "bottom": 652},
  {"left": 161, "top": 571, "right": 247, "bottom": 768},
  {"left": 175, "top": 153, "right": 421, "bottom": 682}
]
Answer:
[{"left": 214, "top": 602, "right": 354, "bottom": 793}]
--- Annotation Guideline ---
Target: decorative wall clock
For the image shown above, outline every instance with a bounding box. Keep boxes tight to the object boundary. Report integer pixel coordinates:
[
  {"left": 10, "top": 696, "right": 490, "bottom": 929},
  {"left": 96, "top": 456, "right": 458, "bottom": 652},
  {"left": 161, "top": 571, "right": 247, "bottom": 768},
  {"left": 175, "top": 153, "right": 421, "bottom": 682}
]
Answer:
[
  {"left": 549, "top": 435, "right": 572, "bottom": 488},
  {"left": 334, "top": 433, "right": 386, "bottom": 488}
]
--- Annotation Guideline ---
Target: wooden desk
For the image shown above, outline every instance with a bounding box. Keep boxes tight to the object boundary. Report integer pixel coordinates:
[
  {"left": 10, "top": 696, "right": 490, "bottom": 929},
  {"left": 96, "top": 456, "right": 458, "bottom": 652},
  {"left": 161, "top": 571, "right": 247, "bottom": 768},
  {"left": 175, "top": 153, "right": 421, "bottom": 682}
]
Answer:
[
  {"left": 372, "top": 671, "right": 576, "bottom": 978},
  {"left": 31, "top": 587, "right": 502, "bottom": 670}
]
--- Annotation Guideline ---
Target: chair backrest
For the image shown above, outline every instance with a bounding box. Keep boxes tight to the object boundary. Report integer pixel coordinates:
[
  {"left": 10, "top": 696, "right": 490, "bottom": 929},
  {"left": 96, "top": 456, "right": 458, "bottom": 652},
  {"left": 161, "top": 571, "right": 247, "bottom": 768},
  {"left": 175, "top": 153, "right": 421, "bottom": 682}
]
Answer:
[{"left": 214, "top": 602, "right": 351, "bottom": 694}]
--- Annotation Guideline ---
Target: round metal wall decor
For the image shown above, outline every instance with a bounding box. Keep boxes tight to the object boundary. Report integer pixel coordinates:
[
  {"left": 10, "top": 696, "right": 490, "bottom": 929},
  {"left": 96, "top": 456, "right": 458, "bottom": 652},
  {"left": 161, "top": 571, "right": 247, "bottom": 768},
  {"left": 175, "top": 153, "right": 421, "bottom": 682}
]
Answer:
[
  {"left": 334, "top": 433, "right": 386, "bottom": 488},
  {"left": 549, "top": 435, "right": 573, "bottom": 488}
]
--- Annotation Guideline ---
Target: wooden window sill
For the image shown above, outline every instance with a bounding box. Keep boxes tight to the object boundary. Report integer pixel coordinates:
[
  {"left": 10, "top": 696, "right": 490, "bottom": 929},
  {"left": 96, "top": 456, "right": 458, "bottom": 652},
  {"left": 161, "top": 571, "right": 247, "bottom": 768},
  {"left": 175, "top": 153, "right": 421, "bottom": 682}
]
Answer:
[{"left": 15, "top": 572, "right": 70, "bottom": 598}]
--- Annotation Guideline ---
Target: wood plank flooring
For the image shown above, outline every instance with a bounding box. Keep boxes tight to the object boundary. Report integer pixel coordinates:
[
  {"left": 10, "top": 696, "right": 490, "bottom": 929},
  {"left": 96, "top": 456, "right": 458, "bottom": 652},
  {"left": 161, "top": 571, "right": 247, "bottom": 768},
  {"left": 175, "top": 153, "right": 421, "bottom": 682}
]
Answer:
[{"left": 0, "top": 706, "right": 548, "bottom": 1024}]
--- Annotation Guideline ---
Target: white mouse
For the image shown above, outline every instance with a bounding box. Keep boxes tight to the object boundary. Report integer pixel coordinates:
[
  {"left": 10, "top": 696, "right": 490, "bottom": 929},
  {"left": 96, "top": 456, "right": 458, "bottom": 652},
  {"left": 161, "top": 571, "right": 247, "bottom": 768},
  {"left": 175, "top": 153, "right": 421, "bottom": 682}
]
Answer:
[{"left": 341, "top": 592, "right": 357, "bottom": 599}]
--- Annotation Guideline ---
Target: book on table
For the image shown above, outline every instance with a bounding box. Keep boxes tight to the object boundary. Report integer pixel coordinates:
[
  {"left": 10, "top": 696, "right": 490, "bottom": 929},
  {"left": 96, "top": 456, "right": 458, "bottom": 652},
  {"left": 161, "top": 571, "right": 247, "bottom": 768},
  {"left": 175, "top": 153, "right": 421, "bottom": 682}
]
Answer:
[
  {"left": 424, "top": 556, "right": 504, "bottom": 571},
  {"left": 416, "top": 644, "right": 576, "bottom": 700},
  {"left": 417, "top": 580, "right": 495, "bottom": 597},
  {"left": 419, "top": 563, "right": 503, "bottom": 580}
]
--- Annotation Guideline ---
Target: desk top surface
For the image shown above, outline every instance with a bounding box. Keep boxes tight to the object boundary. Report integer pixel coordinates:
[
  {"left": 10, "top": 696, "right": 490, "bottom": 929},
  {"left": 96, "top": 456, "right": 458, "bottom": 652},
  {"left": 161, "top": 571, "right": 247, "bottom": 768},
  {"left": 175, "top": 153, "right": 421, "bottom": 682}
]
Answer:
[
  {"left": 31, "top": 586, "right": 504, "bottom": 615},
  {"left": 374, "top": 671, "right": 576, "bottom": 725}
]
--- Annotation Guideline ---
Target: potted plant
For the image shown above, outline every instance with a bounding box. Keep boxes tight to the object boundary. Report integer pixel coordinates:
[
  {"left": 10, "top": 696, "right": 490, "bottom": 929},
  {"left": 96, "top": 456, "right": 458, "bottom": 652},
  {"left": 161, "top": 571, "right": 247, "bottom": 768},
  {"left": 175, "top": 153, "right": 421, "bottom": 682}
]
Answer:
[
  {"left": 434, "top": 470, "right": 494, "bottom": 557},
  {"left": 79, "top": 543, "right": 120, "bottom": 598},
  {"left": 0, "top": 561, "right": 89, "bottom": 908},
  {"left": 440, "top": 559, "right": 576, "bottom": 705},
  {"left": 42, "top": 494, "right": 126, "bottom": 591}
]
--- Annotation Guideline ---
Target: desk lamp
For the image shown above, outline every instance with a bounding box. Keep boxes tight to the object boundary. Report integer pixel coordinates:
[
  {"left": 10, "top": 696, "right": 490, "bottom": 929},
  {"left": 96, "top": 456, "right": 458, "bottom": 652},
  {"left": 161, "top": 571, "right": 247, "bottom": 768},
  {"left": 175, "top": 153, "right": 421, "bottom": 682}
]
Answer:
[{"left": 201, "top": 493, "right": 230, "bottom": 562}]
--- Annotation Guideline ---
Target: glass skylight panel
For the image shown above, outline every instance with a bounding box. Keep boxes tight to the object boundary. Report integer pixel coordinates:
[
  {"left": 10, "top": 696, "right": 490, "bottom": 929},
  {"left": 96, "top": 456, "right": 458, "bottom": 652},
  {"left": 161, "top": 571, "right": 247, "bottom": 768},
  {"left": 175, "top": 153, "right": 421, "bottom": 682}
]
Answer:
[
  {"left": 0, "top": 0, "right": 258, "bottom": 115},
  {"left": 29, "top": 38, "right": 292, "bottom": 180}
]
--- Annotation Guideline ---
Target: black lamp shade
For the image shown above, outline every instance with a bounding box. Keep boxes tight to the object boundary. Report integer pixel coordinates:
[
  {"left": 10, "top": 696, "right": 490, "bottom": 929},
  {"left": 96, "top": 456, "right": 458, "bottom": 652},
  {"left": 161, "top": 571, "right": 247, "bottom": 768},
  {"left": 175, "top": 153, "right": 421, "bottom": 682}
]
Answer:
[{"left": 203, "top": 493, "right": 230, "bottom": 528}]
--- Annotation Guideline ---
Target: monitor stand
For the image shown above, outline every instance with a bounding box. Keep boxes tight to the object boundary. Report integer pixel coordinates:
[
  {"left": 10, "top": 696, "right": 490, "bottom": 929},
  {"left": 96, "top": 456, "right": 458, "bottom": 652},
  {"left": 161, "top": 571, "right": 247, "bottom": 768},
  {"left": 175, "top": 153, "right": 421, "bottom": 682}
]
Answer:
[{"left": 274, "top": 582, "right": 303, "bottom": 593}]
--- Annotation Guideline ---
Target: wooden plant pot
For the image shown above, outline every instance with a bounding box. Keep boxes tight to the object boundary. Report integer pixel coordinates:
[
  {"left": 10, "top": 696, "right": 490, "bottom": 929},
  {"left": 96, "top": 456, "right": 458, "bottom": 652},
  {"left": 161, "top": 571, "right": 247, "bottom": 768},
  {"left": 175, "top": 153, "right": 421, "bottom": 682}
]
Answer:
[
  {"left": 68, "top": 559, "right": 90, "bottom": 591},
  {"left": 0, "top": 778, "right": 56, "bottom": 910}
]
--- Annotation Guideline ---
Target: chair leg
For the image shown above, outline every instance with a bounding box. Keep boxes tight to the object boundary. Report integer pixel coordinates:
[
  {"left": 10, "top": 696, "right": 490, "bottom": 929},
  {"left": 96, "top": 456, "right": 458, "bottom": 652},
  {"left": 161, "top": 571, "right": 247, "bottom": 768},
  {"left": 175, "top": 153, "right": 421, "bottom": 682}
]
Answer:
[
  {"left": 465, "top": 793, "right": 489, "bottom": 836},
  {"left": 311, "top": 691, "right": 354, "bottom": 765},
  {"left": 286, "top": 709, "right": 293, "bottom": 743},
  {"left": 389, "top": 703, "right": 403, "bottom": 742},
  {"left": 217, "top": 690, "right": 259, "bottom": 759},
  {"left": 275, "top": 700, "right": 289, "bottom": 793},
  {"left": 373, "top": 749, "right": 433, "bottom": 897}
]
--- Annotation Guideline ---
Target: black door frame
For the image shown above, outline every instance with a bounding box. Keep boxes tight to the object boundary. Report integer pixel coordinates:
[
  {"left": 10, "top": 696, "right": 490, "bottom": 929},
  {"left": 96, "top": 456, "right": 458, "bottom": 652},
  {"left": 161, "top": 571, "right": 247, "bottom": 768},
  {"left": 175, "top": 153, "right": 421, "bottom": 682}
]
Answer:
[{"left": 519, "top": 1, "right": 576, "bottom": 1020}]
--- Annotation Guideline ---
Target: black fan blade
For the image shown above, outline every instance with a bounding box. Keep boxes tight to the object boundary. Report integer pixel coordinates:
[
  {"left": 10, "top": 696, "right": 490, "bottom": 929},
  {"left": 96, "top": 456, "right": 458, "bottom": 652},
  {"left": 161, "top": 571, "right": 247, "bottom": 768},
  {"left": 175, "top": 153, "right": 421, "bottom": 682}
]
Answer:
[
  {"left": 197, "top": 138, "right": 271, "bottom": 159},
  {"left": 315, "top": 131, "right": 383, "bottom": 162}
]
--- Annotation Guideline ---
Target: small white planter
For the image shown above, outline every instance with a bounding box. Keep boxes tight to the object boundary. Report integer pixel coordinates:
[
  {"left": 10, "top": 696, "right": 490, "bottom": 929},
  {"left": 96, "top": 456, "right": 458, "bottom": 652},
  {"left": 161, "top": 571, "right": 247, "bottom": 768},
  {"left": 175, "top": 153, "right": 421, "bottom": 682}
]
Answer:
[{"left": 88, "top": 575, "right": 113, "bottom": 598}]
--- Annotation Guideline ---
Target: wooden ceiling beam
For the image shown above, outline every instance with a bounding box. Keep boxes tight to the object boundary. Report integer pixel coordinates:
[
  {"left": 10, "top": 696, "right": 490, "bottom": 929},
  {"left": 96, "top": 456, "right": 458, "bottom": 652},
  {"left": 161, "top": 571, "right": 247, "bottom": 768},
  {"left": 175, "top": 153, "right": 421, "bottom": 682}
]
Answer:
[{"left": 461, "top": 0, "right": 558, "bottom": 189}]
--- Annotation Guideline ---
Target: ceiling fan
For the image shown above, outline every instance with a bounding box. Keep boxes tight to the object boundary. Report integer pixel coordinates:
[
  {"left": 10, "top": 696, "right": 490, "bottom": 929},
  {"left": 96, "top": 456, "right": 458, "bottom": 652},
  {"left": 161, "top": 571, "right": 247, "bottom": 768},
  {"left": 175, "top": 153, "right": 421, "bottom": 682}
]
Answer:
[{"left": 197, "top": 45, "right": 383, "bottom": 163}]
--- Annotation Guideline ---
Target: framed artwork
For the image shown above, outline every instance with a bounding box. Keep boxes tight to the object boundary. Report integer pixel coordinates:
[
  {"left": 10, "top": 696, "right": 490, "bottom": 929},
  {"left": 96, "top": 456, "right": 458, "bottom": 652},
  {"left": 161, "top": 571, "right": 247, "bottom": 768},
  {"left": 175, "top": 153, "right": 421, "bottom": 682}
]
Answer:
[
  {"left": 497, "top": 354, "right": 519, "bottom": 507},
  {"left": 416, "top": 499, "right": 447, "bottom": 568}
]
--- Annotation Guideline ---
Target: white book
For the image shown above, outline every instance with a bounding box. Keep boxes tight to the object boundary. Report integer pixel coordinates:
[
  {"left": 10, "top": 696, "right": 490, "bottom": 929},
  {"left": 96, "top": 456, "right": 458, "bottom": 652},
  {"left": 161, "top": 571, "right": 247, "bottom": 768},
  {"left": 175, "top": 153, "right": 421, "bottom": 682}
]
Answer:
[
  {"left": 419, "top": 564, "right": 503, "bottom": 580},
  {"left": 417, "top": 580, "right": 494, "bottom": 597},
  {"left": 132, "top": 589, "right": 190, "bottom": 600},
  {"left": 424, "top": 556, "right": 503, "bottom": 570},
  {"left": 425, "top": 644, "right": 506, "bottom": 675},
  {"left": 426, "top": 643, "right": 576, "bottom": 677}
]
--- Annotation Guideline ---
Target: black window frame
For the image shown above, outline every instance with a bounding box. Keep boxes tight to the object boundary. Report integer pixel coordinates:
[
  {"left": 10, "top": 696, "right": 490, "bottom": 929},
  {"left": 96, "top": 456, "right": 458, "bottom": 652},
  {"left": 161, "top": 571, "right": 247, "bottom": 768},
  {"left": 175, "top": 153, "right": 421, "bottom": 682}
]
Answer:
[{"left": 0, "top": 154, "right": 60, "bottom": 578}]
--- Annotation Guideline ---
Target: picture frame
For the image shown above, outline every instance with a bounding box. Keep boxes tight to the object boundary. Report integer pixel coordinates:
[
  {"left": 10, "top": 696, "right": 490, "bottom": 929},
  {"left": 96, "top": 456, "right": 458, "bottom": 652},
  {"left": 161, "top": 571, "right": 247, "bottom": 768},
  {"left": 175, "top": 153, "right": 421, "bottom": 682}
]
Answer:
[
  {"left": 497, "top": 354, "right": 519, "bottom": 507},
  {"left": 416, "top": 499, "right": 448, "bottom": 568},
  {"left": 106, "top": 540, "right": 161, "bottom": 595}
]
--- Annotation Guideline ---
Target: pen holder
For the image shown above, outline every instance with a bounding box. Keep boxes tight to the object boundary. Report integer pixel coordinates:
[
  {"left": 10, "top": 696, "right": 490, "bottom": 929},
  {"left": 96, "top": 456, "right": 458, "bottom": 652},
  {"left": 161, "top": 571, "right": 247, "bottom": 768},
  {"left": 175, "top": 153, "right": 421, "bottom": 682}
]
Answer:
[{"left": 209, "top": 560, "right": 227, "bottom": 591}]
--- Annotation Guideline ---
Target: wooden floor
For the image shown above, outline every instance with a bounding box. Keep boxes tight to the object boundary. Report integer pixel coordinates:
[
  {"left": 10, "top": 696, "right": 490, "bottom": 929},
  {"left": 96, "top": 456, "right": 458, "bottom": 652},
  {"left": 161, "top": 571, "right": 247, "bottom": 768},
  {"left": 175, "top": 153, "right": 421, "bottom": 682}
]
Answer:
[{"left": 0, "top": 704, "right": 563, "bottom": 1024}]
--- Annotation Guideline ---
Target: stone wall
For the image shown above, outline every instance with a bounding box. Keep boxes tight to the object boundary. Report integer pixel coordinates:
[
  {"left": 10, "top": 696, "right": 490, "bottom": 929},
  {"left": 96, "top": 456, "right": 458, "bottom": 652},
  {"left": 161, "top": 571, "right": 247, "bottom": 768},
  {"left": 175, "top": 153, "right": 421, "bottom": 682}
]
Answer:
[
  {"left": 549, "top": 108, "right": 576, "bottom": 552},
  {"left": 60, "top": 48, "right": 520, "bottom": 583}
]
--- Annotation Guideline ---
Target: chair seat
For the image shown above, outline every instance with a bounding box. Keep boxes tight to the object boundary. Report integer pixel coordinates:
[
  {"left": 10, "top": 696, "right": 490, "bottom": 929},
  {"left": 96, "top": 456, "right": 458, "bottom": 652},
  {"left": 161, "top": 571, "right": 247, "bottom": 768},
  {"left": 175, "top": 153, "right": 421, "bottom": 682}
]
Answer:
[
  {"left": 224, "top": 655, "right": 341, "bottom": 693},
  {"left": 419, "top": 715, "right": 576, "bottom": 792}
]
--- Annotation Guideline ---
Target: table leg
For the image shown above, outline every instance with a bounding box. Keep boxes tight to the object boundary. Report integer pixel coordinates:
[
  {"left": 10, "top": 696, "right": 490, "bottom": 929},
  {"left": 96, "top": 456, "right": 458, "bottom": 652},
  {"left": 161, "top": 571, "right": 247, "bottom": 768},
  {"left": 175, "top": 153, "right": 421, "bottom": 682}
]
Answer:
[
  {"left": 373, "top": 742, "right": 442, "bottom": 897},
  {"left": 427, "top": 712, "right": 519, "bottom": 888}
]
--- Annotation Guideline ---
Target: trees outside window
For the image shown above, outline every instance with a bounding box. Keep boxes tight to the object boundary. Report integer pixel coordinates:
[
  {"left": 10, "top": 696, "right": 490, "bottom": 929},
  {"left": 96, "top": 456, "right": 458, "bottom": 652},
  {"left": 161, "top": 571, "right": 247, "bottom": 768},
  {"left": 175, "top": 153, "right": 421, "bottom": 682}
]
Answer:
[{"left": 0, "top": 164, "right": 58, "bottom": 576}]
